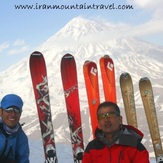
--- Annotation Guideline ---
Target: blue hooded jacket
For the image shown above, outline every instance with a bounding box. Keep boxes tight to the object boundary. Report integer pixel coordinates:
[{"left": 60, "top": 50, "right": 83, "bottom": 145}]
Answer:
[{"left": 0, "top": 121, "right": 30, "bottom": 163}]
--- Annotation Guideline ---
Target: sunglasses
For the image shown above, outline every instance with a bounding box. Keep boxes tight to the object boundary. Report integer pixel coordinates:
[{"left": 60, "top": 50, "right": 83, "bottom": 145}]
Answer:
[
  {"left": 98, "top": 112, "right": 120, "bottom": 120},
  {"left": 4, "top": 107, "right": 22, "bottom": 114}
]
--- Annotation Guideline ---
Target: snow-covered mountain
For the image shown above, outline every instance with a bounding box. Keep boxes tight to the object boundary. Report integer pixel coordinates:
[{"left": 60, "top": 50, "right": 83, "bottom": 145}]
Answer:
[{"left": 0, "top": 16, "right": 163, "bottom": 159}]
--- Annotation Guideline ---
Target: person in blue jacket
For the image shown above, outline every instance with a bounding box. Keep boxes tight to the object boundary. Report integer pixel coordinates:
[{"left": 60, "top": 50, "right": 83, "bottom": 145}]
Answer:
[{"left": 0, "top": 94, "right": 29, "bottom": 163}]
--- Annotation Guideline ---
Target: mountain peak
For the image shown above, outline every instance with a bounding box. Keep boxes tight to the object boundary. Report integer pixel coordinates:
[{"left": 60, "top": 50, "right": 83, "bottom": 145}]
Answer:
[
  {"left": 39, "top": 16, "right": 116, "bottom": 52},
  {"left": 68, "top": 16, "right": 91, "bottom": 25},
  {"left": 55, "top": 16, "right": 114, "bottom": 40}
]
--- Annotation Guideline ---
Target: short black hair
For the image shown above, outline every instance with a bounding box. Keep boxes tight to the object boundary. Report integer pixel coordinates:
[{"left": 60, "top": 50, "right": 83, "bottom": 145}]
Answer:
[{"left": 97, "top": 101, "right": 120, "bottom": 116}]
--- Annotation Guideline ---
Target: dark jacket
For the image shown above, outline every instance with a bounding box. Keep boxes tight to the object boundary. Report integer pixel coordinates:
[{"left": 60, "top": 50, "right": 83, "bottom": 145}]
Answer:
[
  {"left": 0, "top": 122, "right": 29, "bottom": 163},
  {"left": 82, "top": 125, "right": 149, "bottom": 163}
]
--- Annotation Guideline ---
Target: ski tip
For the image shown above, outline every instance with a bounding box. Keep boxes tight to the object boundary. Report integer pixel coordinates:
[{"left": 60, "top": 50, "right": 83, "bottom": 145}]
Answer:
[
  {"left": 30, "top": 51, "right": 42, "bottom": 56},
  {"left": 83, "top": 60, "right": 92, "bottom": 66},
  {"left": 100, "top": 55, "right": 112, "bottom": 60},
  {"left": 139, "top": 77, "right": 149, "bottom": 82},
  {"left": 120, "top": 72, "right": 130, "bottom": 78},
  {"left": 84, "top": 60, "right": 90, "bottom": 64},
  {"left": 83, "top": 60, "right": 96, "bottom": 67},
  {"left": 103, "top": 54, "right": 111, "bottom": 58},
  {"left": 62, "top": 53, "right": 74, "bottom": 59}
]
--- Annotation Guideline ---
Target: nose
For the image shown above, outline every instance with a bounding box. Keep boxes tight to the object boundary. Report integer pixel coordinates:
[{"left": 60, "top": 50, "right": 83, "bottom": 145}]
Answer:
[
  {"left": 104, "top": 116, "right": 111, "bottom": 121},
  {"left": 9, "top": 111, "right": 17, "bottom": 116}
]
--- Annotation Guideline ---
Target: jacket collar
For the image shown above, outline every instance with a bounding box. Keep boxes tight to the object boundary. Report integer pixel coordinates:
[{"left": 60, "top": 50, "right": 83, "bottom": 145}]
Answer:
[
  {"left": 95, "top": 124, "right": 143, "bottom": 148},
  {"left": 0, "top": 118, "right": 20, "bottom": 136}
]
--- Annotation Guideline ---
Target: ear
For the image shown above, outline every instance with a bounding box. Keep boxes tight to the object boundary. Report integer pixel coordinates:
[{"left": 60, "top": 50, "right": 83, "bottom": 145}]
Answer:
[
  {"left": 0, "top": 108, "right": 2, "bottom": 116},
  {"left": 97, "top": 123, "right": 101, "bottom": 129},
  {"left": 119, "top": 115, "right": 123, "bottom": 124}
]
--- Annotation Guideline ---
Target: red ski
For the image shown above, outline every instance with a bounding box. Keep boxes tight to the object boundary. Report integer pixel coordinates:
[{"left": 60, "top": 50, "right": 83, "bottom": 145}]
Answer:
[
  {"left": 61, "top": 54, "right": 84, "bottom": 162},
  {"left": 29, "top": 51, "right": 57, "bottom": 163},
  {"left": 99, "top": 55, "right": 116, "bottom": 103},
  {"left": 83, "top": 61, "right": 100, "bottom": 138}
]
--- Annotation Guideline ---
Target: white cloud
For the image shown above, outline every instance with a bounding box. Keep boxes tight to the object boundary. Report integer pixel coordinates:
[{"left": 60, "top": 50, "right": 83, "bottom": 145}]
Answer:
[
  {"left": 127, "top": 0, "right": 163, "bottom": 19},
  {"left": 80, "top": 18, "right": 163, "bottom": 45},
  {"left": 127, "top": 0, "right": 162, "bottom": 9},
  {"left": 128, "top": 0, "right": 154, "bottom": 8},
  {"left": 121, "top": 0, "right": 163, "bottom": 44},
  {"left": 13, "top": 39, "right": 26, "bottom": 46},
  {"left": 119, "top": 19, "right": 163, "bottom": 38},
  {"left": 0, "top": 42, "right": 9, "bottom": 53},
  {"left": 5, "top": 39, "right": 30, "bottom": 56},
  {"left": 0, "top": 39, "right": 29, "bottom": 56},
  {"left": 8, "top": 46, "right": 29, "bottom": 56}
]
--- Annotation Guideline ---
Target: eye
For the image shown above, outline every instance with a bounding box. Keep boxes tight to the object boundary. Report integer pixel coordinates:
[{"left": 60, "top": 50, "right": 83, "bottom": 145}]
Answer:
[
  {"left": 5, "top": 107, "right": 21, "bottom": 114},
  {"left": 98, "top": 112, "right": 119, "bottom": 120}
]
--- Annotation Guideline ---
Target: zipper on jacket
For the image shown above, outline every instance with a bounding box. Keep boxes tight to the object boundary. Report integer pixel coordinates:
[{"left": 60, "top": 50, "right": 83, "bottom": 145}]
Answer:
[
  {"left": 108, "top": 147, "right": 123, "bottom": 163},
  {"left": 107, "top": 148, "right": 111, "bottom": 163},
  {"left": 118, "top": 150, "right": 123, "bottom": 163},
  {"left": 0, "top": 138, "right": 8, "bottom": 162},
  {"left": 4, "top": 146, "right": 12, "bottom": 162}
]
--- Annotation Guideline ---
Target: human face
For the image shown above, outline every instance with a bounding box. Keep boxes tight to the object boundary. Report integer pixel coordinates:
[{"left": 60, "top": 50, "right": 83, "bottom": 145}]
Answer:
[
  {"left": 97, "top": 106, "right": 122, "bottom": 139},
  {"left": 0, "top": 107, "right": 21, "bottom": 128}
]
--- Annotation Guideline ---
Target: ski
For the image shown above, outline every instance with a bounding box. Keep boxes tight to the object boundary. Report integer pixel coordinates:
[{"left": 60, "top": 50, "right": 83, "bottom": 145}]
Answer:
[
  {"left": 83, "top": 60, "right": 100, "bottom": 138},
  {"left": 99, "top": 55, "right": 116, "bottom": 103},
  {"left": 29, "top": 51, "right": 58, "bottom": 163},
  {"left": 139, "top": 77, "right": 163, "bottom": 163},
  {"left": 120, "top": 72, "right": 137, "bottom": 128},
  {"left": 60, "top": 54, "right": 84, "bottom": 163}
]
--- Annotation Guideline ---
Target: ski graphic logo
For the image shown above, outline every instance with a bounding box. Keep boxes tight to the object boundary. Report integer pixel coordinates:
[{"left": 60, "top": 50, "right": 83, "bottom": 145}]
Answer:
[
  {"left": 155, "top": 143, "right": 161, "bottom": 150},
  {"left": 45, "top": 157, "right": 57, "bottom": 163},
  {"left": 36, "top": 75, "right": 54, "bottom": 143},
  {"left": 92, "top": 99, "right": 98, "bottom": 105},
  {"left": 68, "top": 115, "right": 82, "bottom": 144},
  {"left": 64, "top": 85, "right": 78, "bottom": 98},
  {"left": 127, "top": 84, "right": 135, "bottom": 112},
  {"left": 36, "top": 75, "right": 49, "bottom": 106},
  {"left": 68, "top": 111, "right": 84, "bottom": 161},
  {"left": 90, "top": 67, "right": 97, "bottom": 76},
  {"left": 144, "top": 89, "right": 157, "bottom": 115},
  {"left": 107, "top": 61, "right": 114, "bottom": 71}
]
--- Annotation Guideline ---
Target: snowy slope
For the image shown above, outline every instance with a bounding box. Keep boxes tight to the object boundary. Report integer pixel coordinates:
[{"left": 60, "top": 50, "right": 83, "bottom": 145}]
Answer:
[
  {"left": 0, "top": 17, "right": 163, "bottom": 161},
  {"left": 29, "top": 140, "right": 156, "bottom": 163}
]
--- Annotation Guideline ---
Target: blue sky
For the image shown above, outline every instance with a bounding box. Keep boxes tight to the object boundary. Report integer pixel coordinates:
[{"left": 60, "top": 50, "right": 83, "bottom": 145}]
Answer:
[{"left": 0, "top": 0, "right": 163, "bottom": 71}]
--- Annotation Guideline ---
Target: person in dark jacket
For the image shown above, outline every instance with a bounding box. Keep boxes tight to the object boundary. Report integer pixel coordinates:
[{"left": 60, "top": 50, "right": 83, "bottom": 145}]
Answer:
[
  {"left": 82, "top": 101, "right": 149, "bottom": 163},
  {"left": 0, "top": 94, "right": 29, "bottom": 163}
]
